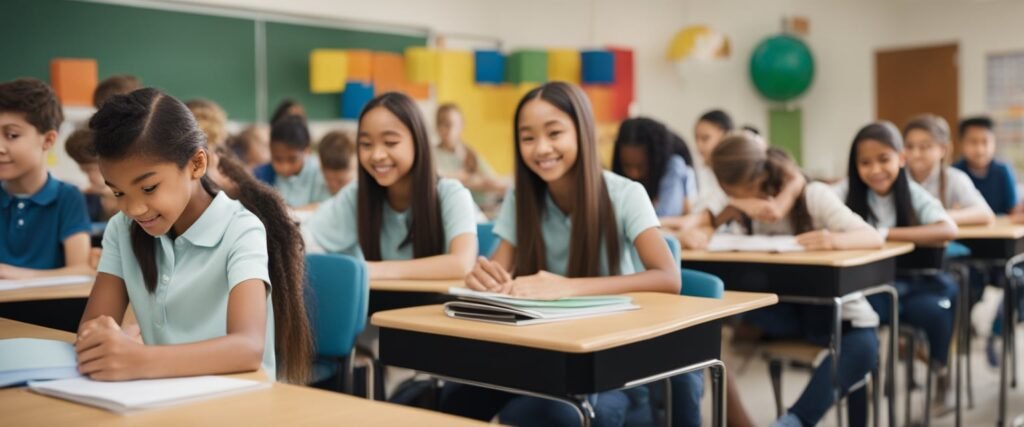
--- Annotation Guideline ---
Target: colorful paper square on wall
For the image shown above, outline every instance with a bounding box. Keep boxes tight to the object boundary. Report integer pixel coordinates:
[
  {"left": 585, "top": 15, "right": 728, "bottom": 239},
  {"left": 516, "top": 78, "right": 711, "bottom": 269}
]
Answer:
[
  {"left": 547, "top": 49, "right": 581, "bottom": 84},
  {"left": 474, "top": 50, "right": 506, "bottom": 84},
  {"left": 608, "top": 47, "right": 634, "bottom": 120},
  {"left": 341, "top": 81, "right": 374, "bottom": 119},
  {"left": 405, "top": 47, "right": 437, "bottom": 84},
  {"left": 581, "top": 50, "right": 615, "bottom": 85},
  {"left": 582, "top": 85, "right": 614, "bottom": 123},
  {"left": 506, "top": 50, "right": 548, "bottom": 84},
  {"left": 309, "top": 49, "right": 348, "bottom": 93},
  {"left": 50, "top": 58, "right": 98, "bottom": 106},
  {"left": 347, "top": 50, "right": 373, "bottom": 83}
]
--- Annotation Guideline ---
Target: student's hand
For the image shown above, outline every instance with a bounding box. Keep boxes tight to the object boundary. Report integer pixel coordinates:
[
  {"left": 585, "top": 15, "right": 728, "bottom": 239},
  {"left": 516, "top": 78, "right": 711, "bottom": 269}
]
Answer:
[
  {"left": 660, "top": 216, "right": 686, "bottom": 232},
  {"left": 508, "top": 271, "right": 573, "bottom": 300},
  {"left": 88, "top": 248, "right": 103, "bottom": 270},
  {"left": 714, "top": 206, "right": 745, "bottom": 227},
  {"left": 465, "top": 257, "right": 512, "bottom": 293},
  {"left": 75, "top": 315, "right": 149, "bottom": 381},
  {"left": 1012, "top": 211, "right": 1024, "bottom": 225},
  {"left": 795, "top": 230, "right": 834, "bottom": 251},
  {"left": 731, "top": 198, "right": 784, "bottom": 222},
  {"left": 678, "top": 229, "right": 710, "bottom": 250},
  {"left": 0, "top": 263, "right": 10, "bottom": 279}
]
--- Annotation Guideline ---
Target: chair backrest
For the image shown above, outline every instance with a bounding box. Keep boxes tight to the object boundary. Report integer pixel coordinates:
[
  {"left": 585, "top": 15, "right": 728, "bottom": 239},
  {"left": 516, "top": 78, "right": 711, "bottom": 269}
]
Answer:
[
  {"left": 305, "top": 253, "right": 369, "bottom": 358},
  {"left": 680, "top": 268, "right": 724, "bottom": 299},
  {"left": 477, "top": 223, "right": 499, "bottom": 257}
]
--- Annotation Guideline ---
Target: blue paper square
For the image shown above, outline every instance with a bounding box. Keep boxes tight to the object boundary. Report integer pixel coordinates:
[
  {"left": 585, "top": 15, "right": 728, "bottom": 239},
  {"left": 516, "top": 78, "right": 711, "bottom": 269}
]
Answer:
[
  {"left": 341, "top": 82, "right": 375, "bottom": 119},
  {"left": 474, "top": 50, "right": 506, "bottom": 84},
  {"left": 581, "top": 50, "right": 615, "bottom": 84}
]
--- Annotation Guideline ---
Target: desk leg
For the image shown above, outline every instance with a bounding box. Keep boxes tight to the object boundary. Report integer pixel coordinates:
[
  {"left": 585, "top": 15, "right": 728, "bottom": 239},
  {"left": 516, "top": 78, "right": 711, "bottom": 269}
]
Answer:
[
  {"left": 999, "top": 275, "right": 1013, "bottom": 427},
  {"left": 954, "top": 263, "right": 969, "bottom": 427},
  {"left": 885, "top": 285, "right": 899, "bottom": 427},
  {"left": 571, "top": 394, "right": 597, "bottom": 427},
  {"left": 710, "top": 360, "right": 727, "bottom": 427},
  {"left": 663, "top": 378, "right": 673, "bottom": 427},
  {"left": 832, "top": 297, "right": 845, "bottom": 427}
]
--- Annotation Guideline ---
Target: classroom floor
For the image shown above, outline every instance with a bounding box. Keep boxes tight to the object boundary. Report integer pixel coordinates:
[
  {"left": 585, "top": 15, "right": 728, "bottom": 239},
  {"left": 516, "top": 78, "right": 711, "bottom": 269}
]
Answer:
[{"left": 714, "top": 287, "right": 1024, "bottom": 427}]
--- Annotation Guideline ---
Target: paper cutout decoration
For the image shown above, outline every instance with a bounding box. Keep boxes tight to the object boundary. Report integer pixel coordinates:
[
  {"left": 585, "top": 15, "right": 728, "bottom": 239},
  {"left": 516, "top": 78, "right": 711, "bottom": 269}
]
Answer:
[
  {"left": 309, "top": 49, "right": 348, "bottom": 93},
  {"left": 474, "top": 50, "right": 506, "bottom": 84},
  {"left": 341, "top": 81, "right": 375, "bottom": 119},
  {"left": 581, "top": 50, "right": 614, "bottom": 85},
  {"left": 405, "top": 47, "right": 437, "bottom": 84},
  {"left": 608, "top": 47, "right": 634, "bottom": 120},
  {"left": 346, "top": 50, "right": 373, "bottom": 83},
  {"left": 547, "top": 49, "right": 581, "bottom": 84},
  {"left": 506, "top": 50, "right": 548, "bottom": 84},
  {"left": 50, "top": 58, "right": 98, "bottom": 106}
]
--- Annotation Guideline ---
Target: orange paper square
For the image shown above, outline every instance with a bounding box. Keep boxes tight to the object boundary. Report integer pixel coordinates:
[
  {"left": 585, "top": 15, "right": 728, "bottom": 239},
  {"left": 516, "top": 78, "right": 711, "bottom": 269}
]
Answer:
[
  {"left": 50, "top": 58, "right": 98, "bottom": 106},
  {"left": 347, "top": 50, "right": 373, "bottom": 82},
  {"left": 582, "top": 85, "right": 614, "bottom": 123}
]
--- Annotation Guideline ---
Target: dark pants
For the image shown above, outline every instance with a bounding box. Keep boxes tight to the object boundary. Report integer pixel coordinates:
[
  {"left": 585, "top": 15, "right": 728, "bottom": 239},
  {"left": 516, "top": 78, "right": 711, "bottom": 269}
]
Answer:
[{"left": 869, "top": 273, "right": 957, "bottom": 365}]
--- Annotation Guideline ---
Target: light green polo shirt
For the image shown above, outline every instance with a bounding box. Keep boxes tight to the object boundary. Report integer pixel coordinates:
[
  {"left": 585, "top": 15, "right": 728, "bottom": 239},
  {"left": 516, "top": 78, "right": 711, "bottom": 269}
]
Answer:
[
  {"left": 308, "top": 178, "right": 477, "bottom": 260},
  {"left": 493, "top": 170, "right": 661, "bottom": 276},
  {"left": 275, "top": 156, "right": 331, "bottom": 207},
  {"left": 97, "top": 192, "right": 276, "bottom": 379}
]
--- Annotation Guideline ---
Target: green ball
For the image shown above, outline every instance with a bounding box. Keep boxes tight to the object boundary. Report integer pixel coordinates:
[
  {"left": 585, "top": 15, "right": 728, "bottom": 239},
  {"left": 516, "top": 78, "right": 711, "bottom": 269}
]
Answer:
[{"left": 749, "top": 34, "right": 815, "bottom": 102}]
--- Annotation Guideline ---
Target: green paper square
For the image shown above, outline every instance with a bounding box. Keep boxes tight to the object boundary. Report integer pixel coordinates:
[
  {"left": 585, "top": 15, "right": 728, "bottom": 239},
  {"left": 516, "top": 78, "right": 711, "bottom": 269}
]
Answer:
[{"left": 507, "top": 50, "right": 549, "bottom": 83}]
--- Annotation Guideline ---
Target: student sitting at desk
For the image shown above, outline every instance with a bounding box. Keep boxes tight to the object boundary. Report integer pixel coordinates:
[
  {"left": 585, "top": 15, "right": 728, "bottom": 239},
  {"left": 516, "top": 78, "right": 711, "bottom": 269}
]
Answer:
[
  {"left": 441, "top": 82, "right": 685, "bottom": 427},
  {"left": 308, "top": 92, "right": 477, "bottom": 281},
  {"left": 78, "top": 88, "right": 312, "bottom": 383},
  {"left": 712, "top": 133, "right": 884, "bottom": 427},
  {"left": 0, "top": 78, "right": 92, "bottom": 279},
  {"left": 836, "top": 121, "right": 958, "bottom": 403}
]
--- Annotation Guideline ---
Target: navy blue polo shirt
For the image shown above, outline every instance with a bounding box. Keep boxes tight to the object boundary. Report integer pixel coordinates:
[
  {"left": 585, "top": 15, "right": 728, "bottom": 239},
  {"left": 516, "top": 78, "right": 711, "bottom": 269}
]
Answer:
[{"left": 0, "top": 174, "right": 91, "bottom": 269}]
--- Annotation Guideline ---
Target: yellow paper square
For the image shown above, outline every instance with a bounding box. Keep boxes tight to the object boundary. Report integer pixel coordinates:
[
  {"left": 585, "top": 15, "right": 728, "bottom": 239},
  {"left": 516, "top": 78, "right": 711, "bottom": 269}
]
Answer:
[{"left": 309, "top": 49, "right": 348, "bottom": 93}]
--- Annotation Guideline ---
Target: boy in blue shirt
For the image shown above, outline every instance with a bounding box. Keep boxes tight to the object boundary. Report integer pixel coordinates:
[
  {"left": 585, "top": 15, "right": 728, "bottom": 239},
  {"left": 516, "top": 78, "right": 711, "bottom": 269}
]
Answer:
[
  {"left": 0, "top": 78, "right": 92, "bottom": 279},
  {"left": 954, "top": 116, "right": 1018, "bottom": 214},
  {"left": 953, "top": 115, "right": 1024, "bottom": 365},
  {"left": 253, "top": 114, "right": 330, "bottom": 208}
]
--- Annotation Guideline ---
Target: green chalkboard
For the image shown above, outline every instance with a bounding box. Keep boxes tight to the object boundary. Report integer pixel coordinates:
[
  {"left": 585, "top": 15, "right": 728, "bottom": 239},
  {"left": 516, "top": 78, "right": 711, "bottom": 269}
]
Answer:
[
  {"left": 264, "top": 22, "right": 425, "bottom": 120},
  {"left": 0, "top": 0, "right": 429, "bottom": 122},
  {"left": 0, "top": 0, "right": 258, "bottom": 120}
]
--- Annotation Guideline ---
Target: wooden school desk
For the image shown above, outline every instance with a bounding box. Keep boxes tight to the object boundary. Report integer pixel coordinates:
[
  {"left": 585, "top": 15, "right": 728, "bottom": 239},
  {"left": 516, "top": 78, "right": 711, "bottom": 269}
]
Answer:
[
  {"left": 682, "top": 241, "right": 914, "bottom": 427},
  {"left": 369, "top": 279, "right": 462, "bottom": 314},
  {"left": 0, "top": 317, "right": 487, "bottom": 427},
  {"left": 0, "top": 276, "right": 94, "bottom": 333},
  {"left": 955, "top": 217, "right": 1024, "bottom": 427},
  {"left": 371, "top": 291, "right": 778, "bottom": 427}
]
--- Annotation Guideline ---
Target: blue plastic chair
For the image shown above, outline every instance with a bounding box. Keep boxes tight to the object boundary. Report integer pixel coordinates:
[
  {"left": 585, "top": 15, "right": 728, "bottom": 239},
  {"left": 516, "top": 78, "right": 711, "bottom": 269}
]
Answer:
[
  {"left": 305, "top": 253, "right": 369, "bottom": 393},
  {"left": 477, "top": 223, "right": 499, "bottom": 257},
  {"left": 945, "top": 241, "right": 971, "bottom": 259},
  {"left": 664, "top": 233, "right": 725, "bottom": 299}
]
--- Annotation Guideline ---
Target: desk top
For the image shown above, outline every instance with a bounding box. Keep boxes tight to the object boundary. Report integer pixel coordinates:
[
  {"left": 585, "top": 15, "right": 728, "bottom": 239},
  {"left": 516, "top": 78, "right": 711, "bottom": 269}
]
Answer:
[
  {"left": 371, "top": 291, "right": 777, "bottom": 353},
  {"left": 370, "top": 279, "right": 463, "bottom": 293},
  {"left": 956, "top": 216, "right": 1024, "bottom": 240},
  {"left": 681, "top": 241, "right": 914, "bottom": 267},
  {"left": 0, "top": 277, "right": 94, "bottom": 304},
  {"left": 0, "top": 318, "right": 486, "bottom": 427}
]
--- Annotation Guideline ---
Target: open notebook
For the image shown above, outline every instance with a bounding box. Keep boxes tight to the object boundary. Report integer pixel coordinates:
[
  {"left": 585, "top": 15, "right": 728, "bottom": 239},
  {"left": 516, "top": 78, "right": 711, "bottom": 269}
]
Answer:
[
  {"left": 0, "top": 275, "right": 93, "bottom": 292},
  {"left": 29, "top": 376, "right": 268, "bottom": 413},
  {"left": 444, "top": 287, "right": 639, "bottom": 326},
  {"left": 0, "top": 338, "right": 81, "bottom": 387},
  {"left": 706, "top": 234, "right": 805, "bottom": 253}
]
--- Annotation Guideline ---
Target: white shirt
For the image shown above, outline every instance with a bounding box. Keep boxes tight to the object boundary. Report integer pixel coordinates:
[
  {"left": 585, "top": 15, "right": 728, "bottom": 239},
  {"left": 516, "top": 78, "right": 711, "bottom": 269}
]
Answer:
[
  {"left": 693, "top": 165, "right": 728, "bottom": 215},
  {"left": 917, "top": 165, "right": 992, "bottom": 212}
]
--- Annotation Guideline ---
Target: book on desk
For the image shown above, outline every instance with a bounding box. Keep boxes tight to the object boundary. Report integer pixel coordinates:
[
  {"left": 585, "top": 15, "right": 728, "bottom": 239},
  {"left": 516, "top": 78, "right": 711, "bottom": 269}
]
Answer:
[{"left": 443, "top": 287, "right": 639, "bottom": 326}]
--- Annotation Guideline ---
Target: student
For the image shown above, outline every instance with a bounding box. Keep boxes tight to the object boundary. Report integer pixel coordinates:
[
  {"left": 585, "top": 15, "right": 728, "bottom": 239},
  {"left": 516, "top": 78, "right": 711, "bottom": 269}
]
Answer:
[
  {"left": 433, "top": 103, "right": 508, "bottom": 212},
  {"left": 77, "top": 88, "right": 312, "bottom": 383},
  {"left": 308, "top": 92, "right": 477, "bottom": 280},
  {"left": 713, "top": 133, "right": 884, "bottom": 427},
  {"left": 270, "top": 99, "right": 306, "bottom": 125},
  {"left": 611, "top": 117, "right": 697, "bottom": 217},
  {"left": 954, "top": 116, "right": 1018, "bottom": 215},
  {"left": 317, "top": 130, "right": 357, "bottom": 196},
  {"left": 185, "top": 99, "right": 228, "bottom": 148},
  {"left": 903, "top": 114, "right": 994, "bottom": 225},
  {"left": 692, "top": 109, "right": 733, "bottom": 215},
  {"left": 440, "top": 82, "right": 683, "bottom": 426},
  {"left": 229, "top": 125, "right": 271, "bottom": 171},
  {"left": 253, "top": 115, "right": 330, "bottom": 209},
  {"left": 837, "top": 121, "right": 958, "bottom": 383},
  {"left": 0, "top": 78, "right": 92, "bottom": 279},
  {"left": 93, "top": 75, "right": 141, "bottom": 109},
  {"left": 64, "top": 128, "right": 118, "bottom": 221}
]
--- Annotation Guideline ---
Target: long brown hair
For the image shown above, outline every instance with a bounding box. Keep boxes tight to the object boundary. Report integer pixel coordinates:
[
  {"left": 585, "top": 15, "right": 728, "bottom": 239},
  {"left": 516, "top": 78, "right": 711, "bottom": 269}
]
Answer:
[
  {"left": 357, "top": 92, "right": 445, "bottom": 260},
  {"left": 512, "top": 82, "right": 620, "bottom": 277},
  {"left": 90, "top": 89, "right": 312, "bottom": 384},
  {"left": 903, "top": 113, "right": 952, "bottom": 208},
  {"left": 711, "top": 132, "right": 813, "bottom": 234}
]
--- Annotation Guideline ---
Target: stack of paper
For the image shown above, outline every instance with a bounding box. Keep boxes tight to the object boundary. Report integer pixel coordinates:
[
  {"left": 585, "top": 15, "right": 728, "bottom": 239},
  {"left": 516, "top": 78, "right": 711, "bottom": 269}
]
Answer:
[
  {"left": 444, "top": 287, "right": 639, "bottom": 326},
  {"left": 0, "top": 338, "right": 80, "bottom": 387},
  {"left": 29, "top": 376, "right": 268, "bottom": 413},
  {"left": 706, "top": 234, "right": 805, "bottom": 253},
  {"left": 0, "top": 275, "right": 93, "bottom": 292}
]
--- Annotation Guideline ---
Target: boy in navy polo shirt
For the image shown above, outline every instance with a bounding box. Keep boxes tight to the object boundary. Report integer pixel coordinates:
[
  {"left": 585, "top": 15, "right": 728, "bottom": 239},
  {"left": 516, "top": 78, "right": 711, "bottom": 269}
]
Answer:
[
  {"left": 0, "top": 78, "right": 92, "bottom": 278},
  {"left": 954, "top": 116, "right": 1019, "bottom": 214}
]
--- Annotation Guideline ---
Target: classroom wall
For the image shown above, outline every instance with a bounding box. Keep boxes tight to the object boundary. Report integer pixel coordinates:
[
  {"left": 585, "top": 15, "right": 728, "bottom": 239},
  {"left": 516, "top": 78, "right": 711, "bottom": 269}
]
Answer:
[{"left": 55, "top": 0, "right": 1024, "bottom": 183}]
